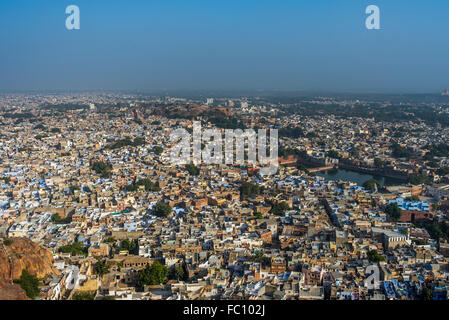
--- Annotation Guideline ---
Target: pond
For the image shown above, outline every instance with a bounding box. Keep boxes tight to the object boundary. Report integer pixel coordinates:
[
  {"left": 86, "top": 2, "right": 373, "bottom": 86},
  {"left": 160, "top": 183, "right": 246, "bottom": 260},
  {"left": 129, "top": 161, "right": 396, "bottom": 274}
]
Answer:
[{"left": 316, "top": 168, "right": 405, "bottom": 186}]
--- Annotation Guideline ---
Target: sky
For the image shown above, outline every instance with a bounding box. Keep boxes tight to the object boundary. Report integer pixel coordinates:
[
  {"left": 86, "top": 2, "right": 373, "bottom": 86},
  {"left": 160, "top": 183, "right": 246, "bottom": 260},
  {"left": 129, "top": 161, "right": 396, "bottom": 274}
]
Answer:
[{"left": 0, "top": 0, "right": 448, "bottom": 93}]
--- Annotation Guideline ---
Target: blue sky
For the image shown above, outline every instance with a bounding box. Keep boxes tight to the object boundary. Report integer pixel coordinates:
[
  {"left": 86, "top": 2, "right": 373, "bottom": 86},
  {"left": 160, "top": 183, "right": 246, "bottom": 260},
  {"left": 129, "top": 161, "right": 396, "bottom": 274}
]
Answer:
[{"left": 0, "top": 0, "right": 448, "bottom": 93}]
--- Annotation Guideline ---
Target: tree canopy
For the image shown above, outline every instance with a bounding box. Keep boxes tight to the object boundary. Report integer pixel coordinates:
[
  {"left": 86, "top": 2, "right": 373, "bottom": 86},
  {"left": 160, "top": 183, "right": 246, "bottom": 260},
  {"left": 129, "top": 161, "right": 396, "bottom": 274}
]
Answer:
[
  {"left": 270, "top": 201, "right": 290, "bottom": 216},
  {"left": 152, "top": 202, "right": 172, "bottom": 217},
  {"left": 14, "top": 270, "right": 40, "bottom": 299},
  {"left": 362, "top": 178, "right": 382, "bottom": 192},
  {"left": 239, "top": 182, "right": 260, "bottom": 199},
  {"left": 139, "top": 261, "right": 168, "bottom": 286},
  {"left": 385, "top": 203, "right": 402, "bottom": 222}
]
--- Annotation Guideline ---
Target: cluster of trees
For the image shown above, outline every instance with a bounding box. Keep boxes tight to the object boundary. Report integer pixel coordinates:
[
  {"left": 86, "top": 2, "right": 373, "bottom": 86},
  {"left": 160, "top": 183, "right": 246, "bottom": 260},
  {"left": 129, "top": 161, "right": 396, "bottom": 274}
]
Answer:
[
  {"left": 151, "top": 146, "right": 163, "bottom": 155},
  {"left": 94, "top": 259, "right": 110, "bottom": 277},
  {"left": 391, "top": 142, "right": 412, "bottom": 159},
  {"left": 14, "top": 270, "right": 40, "bottom": 299},
  {"left": 362, "top": 178, "right": 382, "bottom": 192},
  {"left": 51, "top": 213, "right": 71, "bottom": 224},
  {"left": 425, "top": 143, "right": 449, "bottom": 159},
  {"left": 404, "top": 195, "right": 420, "bottom": 202},
  {"left": 125, "top": 179, "right": 160, "bottom": 192},
  {"left": 103, "top": 236, "right": 115, "bottom": 244},
  {"left": 35, "top": 134, "right": 49, "bottom": 140},
  {"left": 152, "top": 202, "right": 172, "bottom": 217},
  {"left": 91, "top": 161, "right": 113, "bottom": 178},
  {"left": 436, "top": 167, "right": 449, "bottom": 176},
  {"left": 185, "top": 164, "right": 200, "bottom": 176},
  {"left": 385, "top": 203, "right": 402, "bottom": 222},
  {"left": 58, "top": 242, "right": 87, "bottom": 256},
  {"left": 374, "top": 158, "right": 384, "bottom": 168},
  {"left": 239, "top": 182, "right": 260, "bottom": 199},
  {"left": 367, "top": 250, "right": 385, "bottom": 263},
  {"left": 4, "top": 112, "right": 35, "bottom": 119},
  {"left": 33, "top": 124, "right": 46, "bottom": 130},
  {"left": 251, "top": 250, "right": 270, "bottom": 266},
  {"left": 253, "top": 212, "right": 263, "bottom": 219},
  {"left": 107, "top": 137, "right": 146, "bottom": 149},
  {"left": 408, "top": 173, "right": 431, "bottom": 185},
  {"left": 120, "top": 239, "right": 138, "bottom": 254},
  {"left": 169, "top": 264, "right": 186, "bottom": 281},
  {"left": 326, "top": 150, "right": 340, "bottom": 159},
  {"left": 270, "top": 201, "right": 290, "bottom": 216},
  {"left": 138, "top": 261, "right": 168, "bottom": 286},
  {"left": 278, "top": 147, "right": 301, "bottom": 158},
  {"left": 416, "top": 221, "right": 449, "bottom": 241}
]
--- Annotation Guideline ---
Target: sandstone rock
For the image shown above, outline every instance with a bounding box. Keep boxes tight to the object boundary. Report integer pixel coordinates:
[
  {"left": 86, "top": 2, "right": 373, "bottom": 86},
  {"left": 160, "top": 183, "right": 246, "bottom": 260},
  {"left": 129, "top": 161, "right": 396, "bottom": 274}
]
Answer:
[
  {"left": 0, "top": 280, "right": 30, "bottom": 300},
  {"left": 0, "top": 238, "right": 58, "bottom": 280}
]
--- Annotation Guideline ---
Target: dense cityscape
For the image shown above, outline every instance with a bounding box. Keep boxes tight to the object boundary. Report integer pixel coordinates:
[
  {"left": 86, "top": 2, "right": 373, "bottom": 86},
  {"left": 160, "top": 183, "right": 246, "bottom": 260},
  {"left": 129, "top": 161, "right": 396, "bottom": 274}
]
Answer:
[{"left": 1, "top": 92, "right": 449, "bottom": 300}]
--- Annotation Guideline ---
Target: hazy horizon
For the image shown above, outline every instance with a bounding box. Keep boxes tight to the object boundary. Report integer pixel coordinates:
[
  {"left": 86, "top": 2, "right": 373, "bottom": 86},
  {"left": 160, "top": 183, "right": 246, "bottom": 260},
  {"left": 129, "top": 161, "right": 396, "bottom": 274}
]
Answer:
[{"left": 1, "top": 0, "right": 449, "bottom": 93}]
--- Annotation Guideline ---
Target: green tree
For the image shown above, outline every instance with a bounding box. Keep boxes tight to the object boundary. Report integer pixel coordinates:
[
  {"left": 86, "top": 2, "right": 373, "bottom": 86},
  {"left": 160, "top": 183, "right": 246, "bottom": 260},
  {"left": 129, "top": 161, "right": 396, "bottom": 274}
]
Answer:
[
  {"left": 385, "top": 203, "right": 402, "bottom": 222},
  {"left": 139, "top": 261, "right": 168, "bottom": 286},
  {"left": 173, "top": 265, "right": 185, "bottom": 281},
  {"left": 254, "top": 212, "right": 263, "bottom": 219},
  {"left": 58, "top": 242, "right": 87, "bottom": 256},
  {"left": 327, "top": 150, "right": 340, "bottom": 159},
  {"left": 103, "top": 236, "right": 116, "bottom": 244},
  {"left": 251, "top": 250, "right": 270, "bottom": 266},
  {"left": 136, "top": 179, "right": 160, "bottom": 192},
  {"left": 391, "top": 142, "right": 412, "bottom": 159},
  {"left": 367, "top": 250, "right": 385, "bottom": 263},
  {"left": 94, "top": 259, "right": 110, "bottom": 277},
  {"left": 405, "top": 195, "right": 420, "bottom": 202},
  {"left": 185, "top": 164, "right": 200, "bottom": 176},
  {"left": 408, "top": 173, "right": 431, "bottom": 185},
  {"left": 362, "top": 178, "right": 382, "bottom": 191},
  {"left": 14, "top": 270, "right": 40, "bottom": 299},
  {"left": 152, "top": 202, "right": 172, "bottom": 217},
  {"left": 91, "top": 161, "right": 112, "bottom": 178},
  {"left": 120, "top": 239, "right": 137, "bottom": 253},
  {"left": 239, "top": 182, "right": 260, "bottom": 199},
  {"left": 72, "top": 292, "right": 95, "bottom": 300},
  {"left": 270, "top": 201, "right": 290, "bottom": 216},
  {"left": 152, "top": 146, "right": 164, "bottom": 155},
  {"left": 374, "top": 158, "right": 384, "bottom": 168}
]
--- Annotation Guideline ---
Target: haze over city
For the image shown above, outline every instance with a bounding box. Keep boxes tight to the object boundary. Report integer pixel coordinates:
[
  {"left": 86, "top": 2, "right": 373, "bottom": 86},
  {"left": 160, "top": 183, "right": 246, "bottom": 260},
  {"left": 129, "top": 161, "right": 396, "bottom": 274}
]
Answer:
[{"left": 1, "top": 0, "right": 449, "bottom": 93}]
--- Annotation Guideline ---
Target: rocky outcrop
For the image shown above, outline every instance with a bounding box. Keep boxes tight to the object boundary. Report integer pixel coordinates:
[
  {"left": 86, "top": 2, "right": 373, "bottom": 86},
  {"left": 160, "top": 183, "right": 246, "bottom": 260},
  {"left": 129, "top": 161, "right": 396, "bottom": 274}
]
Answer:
[
  {"left": 0, "top": 280, "right": 30, "bottom": 300},
  {"left": 0, "top": 238, "right": 58, "bottom": 280}
]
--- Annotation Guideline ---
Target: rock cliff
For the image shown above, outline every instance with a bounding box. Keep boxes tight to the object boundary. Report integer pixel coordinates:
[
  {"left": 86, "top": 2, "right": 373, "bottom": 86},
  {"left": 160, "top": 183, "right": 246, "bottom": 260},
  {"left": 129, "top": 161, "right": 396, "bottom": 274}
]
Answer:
[
  {"left": 0, "top": 280, "right": 30, "bottom": 300},
  {"left": 0, "top": 237, "right": 57, "bottom": 280}
]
